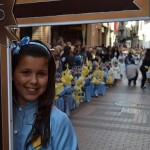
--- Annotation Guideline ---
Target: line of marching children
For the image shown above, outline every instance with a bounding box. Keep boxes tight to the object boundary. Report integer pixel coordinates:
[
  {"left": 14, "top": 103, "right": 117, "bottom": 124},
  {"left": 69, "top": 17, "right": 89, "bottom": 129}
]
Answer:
[
  {"left": 51, "top": 37, "right": 144, "bottom": 116},
  {"left": 54, "top": 56, "right": 127, "bottom": 116}
]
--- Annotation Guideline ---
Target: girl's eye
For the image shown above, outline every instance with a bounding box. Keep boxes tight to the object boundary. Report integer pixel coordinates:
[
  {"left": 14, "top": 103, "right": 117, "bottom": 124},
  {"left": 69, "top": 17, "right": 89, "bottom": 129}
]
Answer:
[
  {"left": 22, "top": 71, "right": 30, "bottom": 75},
  {"left": 38, "top": 72, "right": 47, "bottom": 77}
]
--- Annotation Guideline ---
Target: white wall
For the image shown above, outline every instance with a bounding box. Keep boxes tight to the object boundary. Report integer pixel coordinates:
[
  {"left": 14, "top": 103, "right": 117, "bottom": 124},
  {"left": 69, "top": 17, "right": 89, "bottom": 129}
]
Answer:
[{"left": 142, "top": 22, "right": 150, "bottom": 48}]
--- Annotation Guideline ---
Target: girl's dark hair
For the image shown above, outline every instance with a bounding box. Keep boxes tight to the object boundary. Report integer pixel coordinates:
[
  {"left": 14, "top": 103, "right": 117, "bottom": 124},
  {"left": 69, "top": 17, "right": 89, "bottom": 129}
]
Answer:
[
  {"left": 62, "top": 46, "right": 71, "bottom": 57},
  {"left": 145, "top": 49, "right": 150, "bottom": 58},
  {"left": 130, "top": 59, "right": 135, "bottom": 64},
  {"left": 12, "top": 41, "right": 56, "bottom": 149}
]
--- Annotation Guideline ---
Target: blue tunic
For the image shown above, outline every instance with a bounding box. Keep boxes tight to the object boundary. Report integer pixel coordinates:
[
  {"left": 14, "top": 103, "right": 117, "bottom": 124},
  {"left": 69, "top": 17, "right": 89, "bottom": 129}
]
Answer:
[{"left": 13, "top": 100, "right": 79, "bottom": 150}]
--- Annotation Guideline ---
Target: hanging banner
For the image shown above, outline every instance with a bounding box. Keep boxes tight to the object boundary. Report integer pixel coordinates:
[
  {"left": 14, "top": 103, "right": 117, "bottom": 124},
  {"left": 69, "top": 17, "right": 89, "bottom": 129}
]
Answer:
[
  {"left": 14, "top": 0, "right": 139, "bottom": 17},
  {"left": 14, "top": 0, "right": 150, "bottom": 26}
]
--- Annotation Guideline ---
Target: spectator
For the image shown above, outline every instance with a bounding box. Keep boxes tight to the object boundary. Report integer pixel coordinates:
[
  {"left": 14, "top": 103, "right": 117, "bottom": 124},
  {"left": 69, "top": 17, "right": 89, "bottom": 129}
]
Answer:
[
  {"left": 140, "top": 49, "right": 150, "bottom": 89},
  {"left": 126, "top": 59, "right": 138, "bottom": 86}
]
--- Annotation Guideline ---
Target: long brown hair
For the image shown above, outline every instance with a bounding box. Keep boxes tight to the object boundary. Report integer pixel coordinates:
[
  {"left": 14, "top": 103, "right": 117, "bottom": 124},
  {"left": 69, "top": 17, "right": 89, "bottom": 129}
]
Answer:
[{"left": 12, "top": 41, "right": 56, "bottom": 149}]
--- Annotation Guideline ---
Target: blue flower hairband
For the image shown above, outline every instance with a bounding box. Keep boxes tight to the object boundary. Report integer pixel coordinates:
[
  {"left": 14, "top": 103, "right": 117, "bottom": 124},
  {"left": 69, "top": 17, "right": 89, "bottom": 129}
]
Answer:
[{"left": 12, "top": 36, "right": 49, "bottom": 55}]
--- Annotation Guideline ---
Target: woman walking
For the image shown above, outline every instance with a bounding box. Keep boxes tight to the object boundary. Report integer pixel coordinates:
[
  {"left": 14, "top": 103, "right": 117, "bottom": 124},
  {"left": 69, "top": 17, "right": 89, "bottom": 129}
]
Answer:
[{"left": 140, "top": 49, "right": 150, "bottom": 89}]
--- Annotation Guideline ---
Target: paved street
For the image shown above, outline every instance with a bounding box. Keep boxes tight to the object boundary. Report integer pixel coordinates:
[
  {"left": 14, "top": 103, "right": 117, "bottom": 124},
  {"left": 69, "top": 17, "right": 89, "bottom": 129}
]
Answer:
[{"left": 71, "top": 76, "right": 150, "bottom": 150}]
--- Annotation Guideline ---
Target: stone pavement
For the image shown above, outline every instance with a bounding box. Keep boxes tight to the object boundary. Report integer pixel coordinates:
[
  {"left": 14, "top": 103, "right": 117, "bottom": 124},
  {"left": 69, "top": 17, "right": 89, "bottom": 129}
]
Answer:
[{"left": 70, "top": 76, "right": 150, "bottom": 150}]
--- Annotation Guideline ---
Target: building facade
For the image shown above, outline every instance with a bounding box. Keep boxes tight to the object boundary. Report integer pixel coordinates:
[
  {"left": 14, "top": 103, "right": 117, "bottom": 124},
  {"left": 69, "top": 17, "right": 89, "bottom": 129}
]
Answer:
[
  {"left": 14, "top": 22, "right": 117, "bottom": 48},
  {"left": 116, "top": 21, "right": 150, "bottom": 49}
]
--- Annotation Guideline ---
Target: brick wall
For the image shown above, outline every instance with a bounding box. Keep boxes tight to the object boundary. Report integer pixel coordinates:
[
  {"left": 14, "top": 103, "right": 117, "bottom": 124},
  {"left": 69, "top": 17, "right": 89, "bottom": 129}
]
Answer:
[{"left": 32, "top": 26, "right": 49, "bottom": 44}]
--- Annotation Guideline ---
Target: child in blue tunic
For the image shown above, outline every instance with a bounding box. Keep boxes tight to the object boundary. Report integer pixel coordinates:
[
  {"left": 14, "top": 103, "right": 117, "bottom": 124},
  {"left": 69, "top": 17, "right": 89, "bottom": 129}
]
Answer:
[
  {"left": 12, "top": 36, "right": 79, "bottom": 150},
  {"left": 98, "top": 67, "right": 107, "bottom": 96},
  {"left": 54, "top": 71, "right": 65, "bottom": 112}
]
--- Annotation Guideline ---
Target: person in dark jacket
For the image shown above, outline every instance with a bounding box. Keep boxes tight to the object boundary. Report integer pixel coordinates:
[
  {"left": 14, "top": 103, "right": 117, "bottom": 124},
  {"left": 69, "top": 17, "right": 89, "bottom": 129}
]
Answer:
[
  {"left": 126, "top": 59, "right": 138, "bottom": 86},
  {"left": 61, "top": 46, "right": 74, "bottom": 70},
  {"left": 140, "top": 49, "right": 150, "bottom": 89},
  {"left": 112, "top": 46, "right": 120, "bottom": 59}
]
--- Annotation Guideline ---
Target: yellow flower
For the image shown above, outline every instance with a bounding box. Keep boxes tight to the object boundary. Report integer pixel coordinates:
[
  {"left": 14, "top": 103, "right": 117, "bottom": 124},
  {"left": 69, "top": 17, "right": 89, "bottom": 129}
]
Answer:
[
  {"left": 72, "top": 76, "right": 85, "bottom": 104},
  {"left": 61, "top": 64, "right": 73, "bottom": 85},
  {"left": 91, "top": 66, "right": 104, "bottom": 84},
  {"left": 55, "top": 83, "right": 64, "bottom": 100}
]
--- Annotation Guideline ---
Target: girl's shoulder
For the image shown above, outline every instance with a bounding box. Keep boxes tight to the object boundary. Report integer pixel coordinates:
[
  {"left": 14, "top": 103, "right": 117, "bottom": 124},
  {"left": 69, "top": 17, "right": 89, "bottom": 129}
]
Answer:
[
  {"left": 50, "top": 107, "right": 79, "bottom": 149},
  {"left": 50, "top": 106, "right": 70, "bottom": 125},
  {"left": 51, "top": 106, "right": 66, "bottom": 118}
]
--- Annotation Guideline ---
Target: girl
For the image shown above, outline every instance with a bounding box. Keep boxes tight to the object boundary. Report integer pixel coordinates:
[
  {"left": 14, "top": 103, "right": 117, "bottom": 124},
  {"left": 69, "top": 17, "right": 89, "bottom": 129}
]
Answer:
[
  {"left": 113, "top": 61, "right": 121, "bottom": 84},
  {"left": 119, "top": 59, "right": 126, "bottom": 79},
  {"left": 12, "top": 36, "right": 78, "bottom": 150},
  {"left": 107, "top": 63, "right": 114, "bottom": 86}
]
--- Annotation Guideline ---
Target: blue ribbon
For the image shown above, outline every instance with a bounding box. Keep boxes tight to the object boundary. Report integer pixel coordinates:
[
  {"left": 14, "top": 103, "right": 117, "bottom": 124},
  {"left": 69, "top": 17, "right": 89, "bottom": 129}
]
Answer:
[
  {"left": 12, "top": 36, "right": 48, "bottom": 55},
  {"left": 12, "top": 36, "right": 30, "bottom": 54}
]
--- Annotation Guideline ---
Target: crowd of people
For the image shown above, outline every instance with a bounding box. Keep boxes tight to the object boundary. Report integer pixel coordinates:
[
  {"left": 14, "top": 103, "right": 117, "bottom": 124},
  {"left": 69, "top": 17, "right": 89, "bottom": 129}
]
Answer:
[{"left": 50, "top": 37, "right": 150, "bottom": 116}]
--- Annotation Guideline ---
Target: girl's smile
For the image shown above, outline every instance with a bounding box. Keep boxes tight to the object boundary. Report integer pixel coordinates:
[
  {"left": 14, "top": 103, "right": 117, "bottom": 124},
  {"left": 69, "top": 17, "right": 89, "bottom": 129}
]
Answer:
[
  {"left": 25, "top": 87, "right": 39, "bottom": 94},
  {"left": 13, "top": 56, "right": 49, "bottom": 106}
]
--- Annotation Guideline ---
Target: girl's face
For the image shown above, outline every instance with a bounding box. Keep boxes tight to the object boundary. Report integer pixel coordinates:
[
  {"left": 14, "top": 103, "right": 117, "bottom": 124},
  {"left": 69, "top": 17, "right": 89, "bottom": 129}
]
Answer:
[
  {"left": 115, "top": 63, "right": 118, "bottom": 67},
  {"left": 54, "top": 48, "right": 60, "bottom": 56},
  {"left": 13, "top": 56, "right": 49, "bottom": 106}
]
